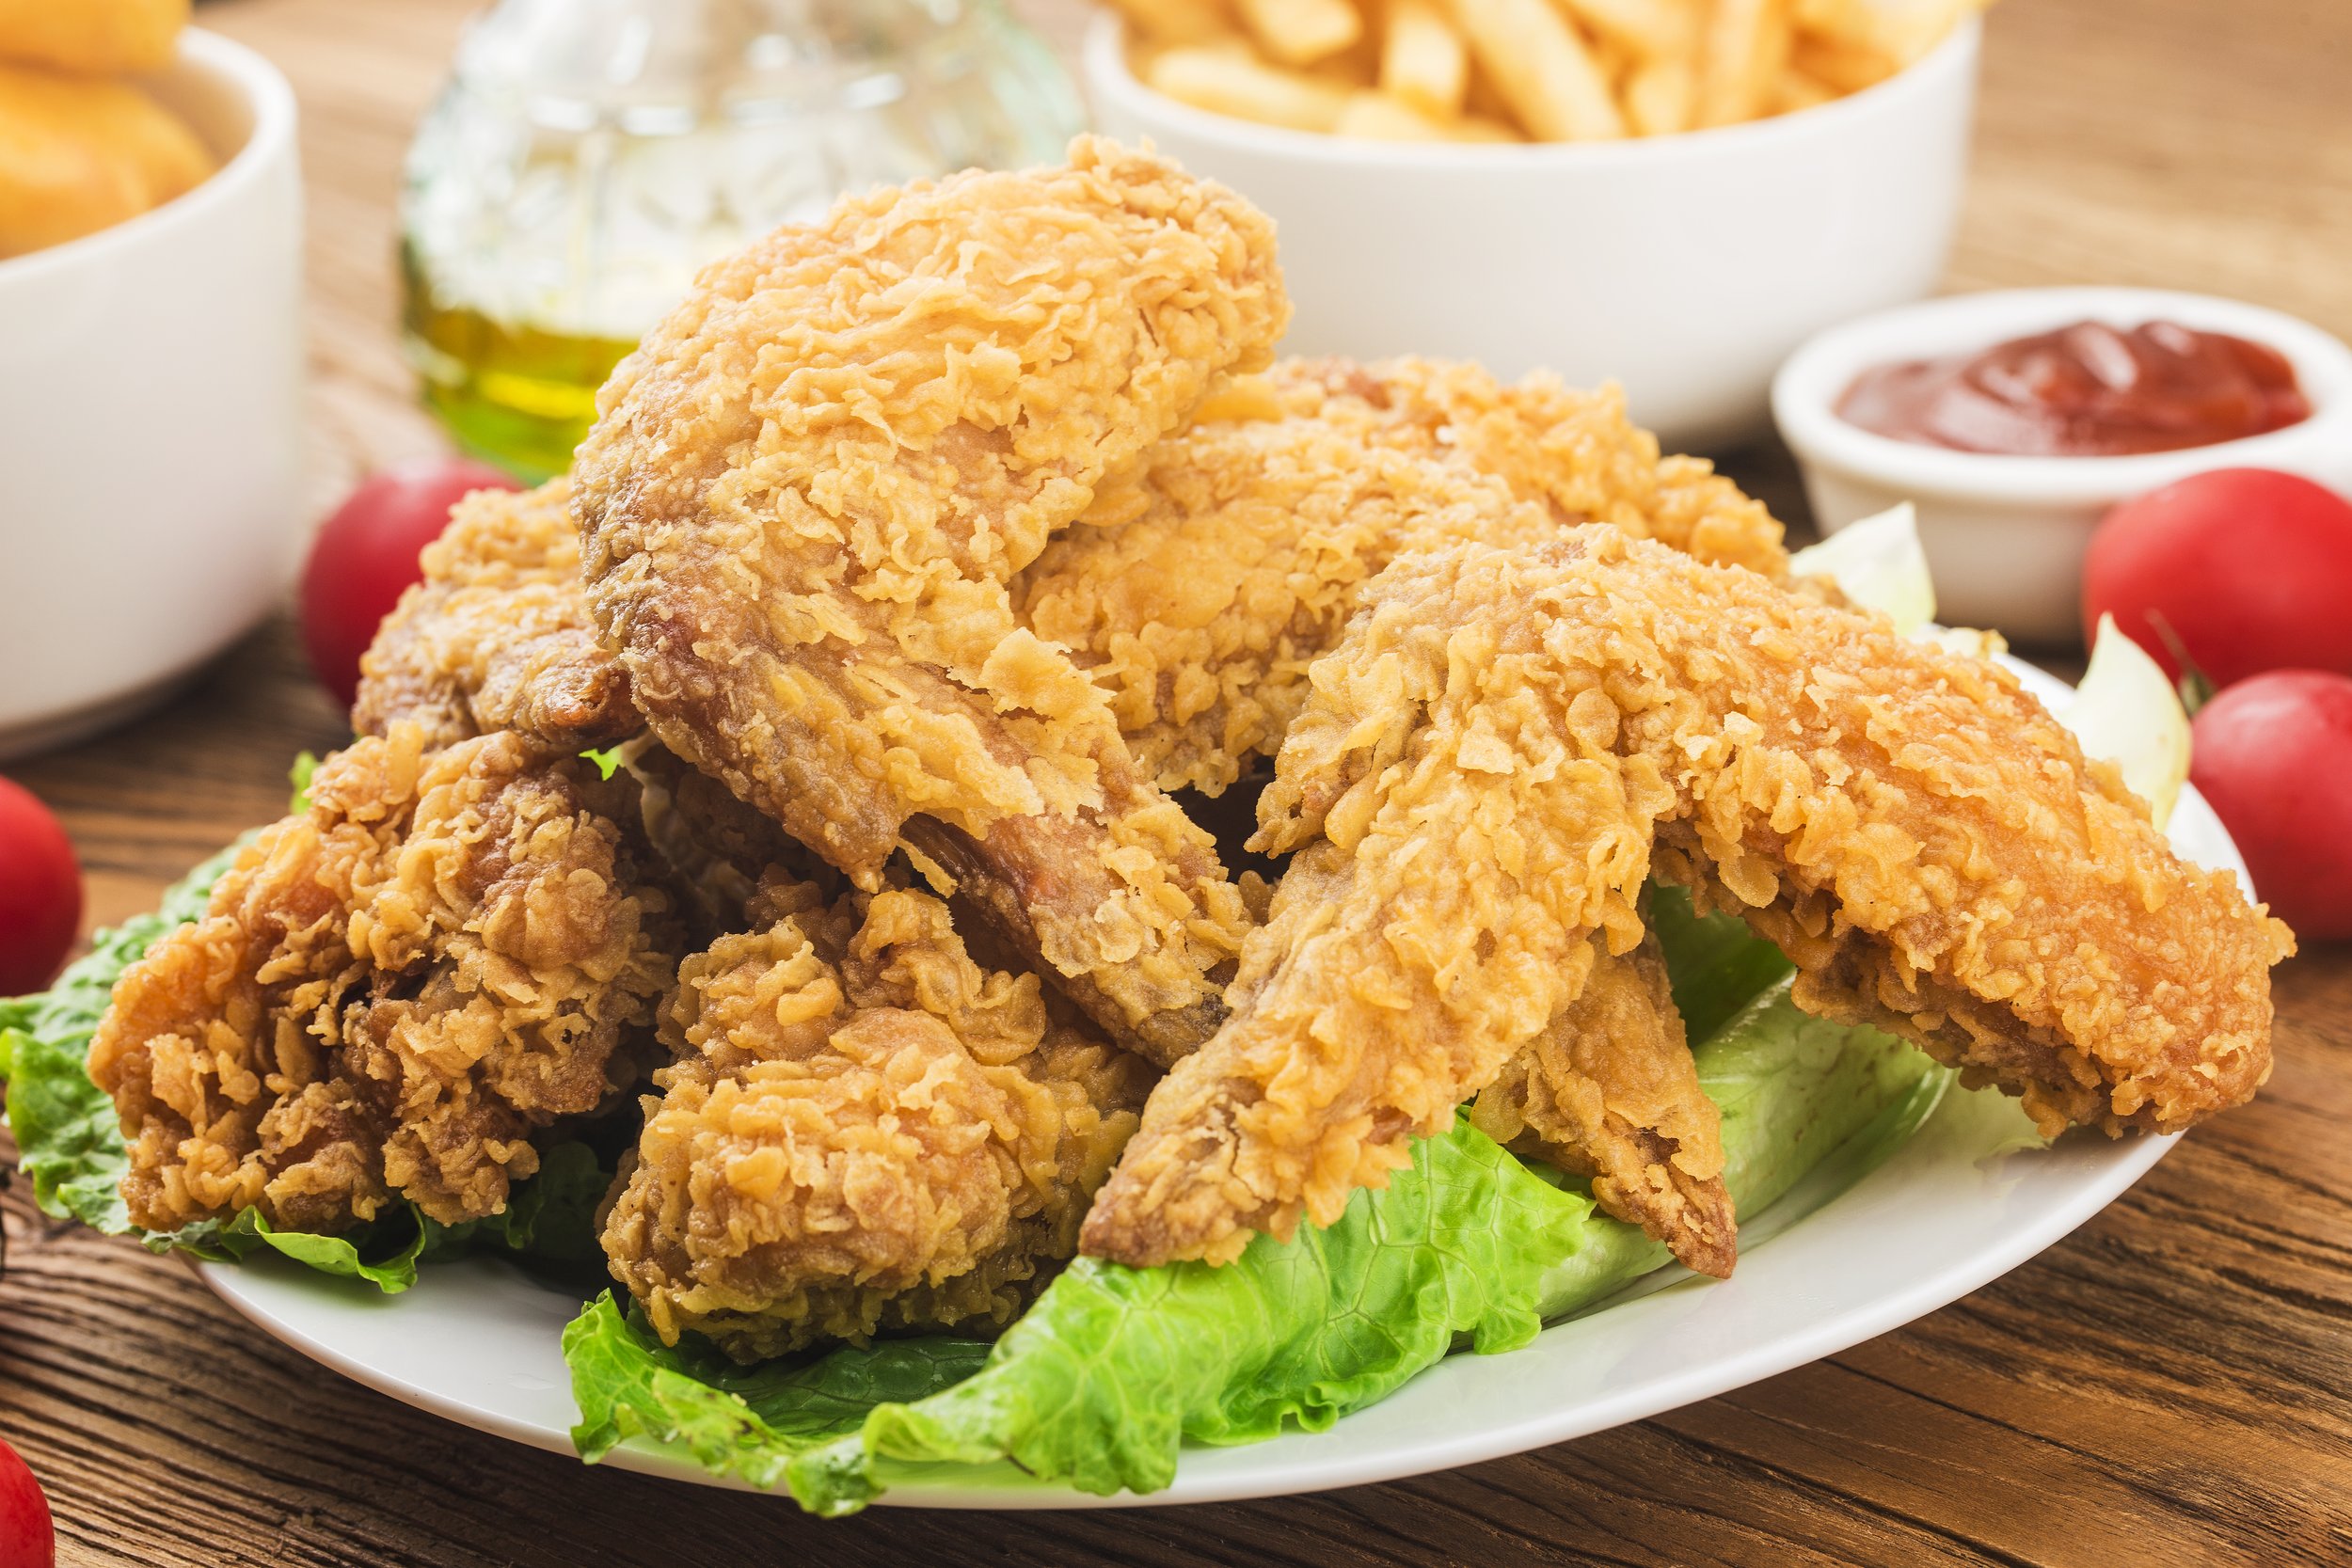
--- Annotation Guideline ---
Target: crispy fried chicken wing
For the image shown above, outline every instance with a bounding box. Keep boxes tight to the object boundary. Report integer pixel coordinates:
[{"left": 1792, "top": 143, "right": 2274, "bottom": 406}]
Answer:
[
  {"left": 90, "top": 724, "right": 681, "bottom": 1230},
  {"left": 1017, "top": 356, "right": 1788, "bottom": 799},
  {"left": 356, "top": 480, "right": 638, "bottom": 754},
  {"left": 1082, "top": 530, "right": 2291, "bottom": 1267},
  {"left": 1468, "top": 924, "right": 1733, "bottom": 1276},
  {"left": 571, "top": 137, "right": 1286, "bottom": 1068},
  {"left": 600, "top": 879, "right": 1151, "bottom": 1360}
]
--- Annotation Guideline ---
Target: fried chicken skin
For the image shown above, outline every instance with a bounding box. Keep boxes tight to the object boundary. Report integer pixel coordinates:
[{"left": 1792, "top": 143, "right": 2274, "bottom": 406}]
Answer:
[
  {"left": 356, "top": 480, "right": 638, "bottom": 755},
  {"left": 1469, "top": 925, "right": 1734, "bottom": 1277},
  {"left": 1082, "top": 531, "right": 2291, "bottom": 1267},
  {"left": 1017, "top": 356, "right": 1788, "bottom": 798},
  {"left": 90, "top": 724, "right": 681, "bottom": 1231},
  {"left": 601, "top": 879, "right": 1151, "bottom": 1361},
  {"left": 571, "top": 136, "right": 1286, "bottom": 1068}
]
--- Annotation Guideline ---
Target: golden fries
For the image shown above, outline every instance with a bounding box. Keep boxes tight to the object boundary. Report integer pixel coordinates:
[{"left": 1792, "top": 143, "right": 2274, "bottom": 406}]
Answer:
[
  {"left": 1115, "top": 0, "right": 1989, "bottom": 142},
  {"left": 1447, "top": 0, "right": 1624, "bottom": 139},
  {"left": 1379, "top": 0, "right": 1469, "bottom": 119},
  {"left": 1145, "top": 45, "right": 1354, "bottom": 129},
  {"left": 1239, "top": 0, "right": 1362, "bottom": 64}
]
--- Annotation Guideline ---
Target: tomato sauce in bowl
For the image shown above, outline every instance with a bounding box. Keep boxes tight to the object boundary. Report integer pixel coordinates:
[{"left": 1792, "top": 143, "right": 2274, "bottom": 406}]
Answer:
[{"left": 1836, "top": 319, "right": 2311, "bottom": 456}]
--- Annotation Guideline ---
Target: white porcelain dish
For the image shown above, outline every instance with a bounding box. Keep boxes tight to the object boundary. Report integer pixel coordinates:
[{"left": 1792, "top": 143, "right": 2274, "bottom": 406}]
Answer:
[
  {"left": 1083, "top": 14, "right": 1979, "bottom": 451},
  {"left": 1773, "top": 286, "right": 2352, "bottom": 646},
  {"left": 0, "top": 30, "right": 305, "bottom": 761},
  {"left": 192, "top": 666, "right": 2248, "bottom": 1509}
]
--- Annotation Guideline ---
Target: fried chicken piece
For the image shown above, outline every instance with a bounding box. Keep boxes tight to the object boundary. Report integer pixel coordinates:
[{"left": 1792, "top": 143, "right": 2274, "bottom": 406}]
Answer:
[
  {"left": 90, "top": 724, "right": 681, "bottom": 1231},
  {"left": 1083, "top": 530, "right": 2292, "bottom": 1267},
  {"left": 1468, "top": 925, "right": 1734, "bottom": 1277},
  {"left": 601, "top": 879, "right": 1152, "bottom": 1360},
  {"left": 572, "top": 136, "right": 1286, "bottom": 1067},
  {"left": 355, "top": 479, "right": 637, "bottom": 754},
  {"left": 1263, "top": 357, "right": 1789, "bottom": 577},
  {"left": 1017, "top": 356, "right": 1788, "bottom": 798}
]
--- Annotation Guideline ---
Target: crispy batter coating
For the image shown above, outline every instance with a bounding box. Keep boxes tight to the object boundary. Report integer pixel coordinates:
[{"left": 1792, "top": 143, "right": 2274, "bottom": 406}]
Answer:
[
  {"left": 601, "top": 882, "right": 1151, "bottom": 1360},
  {"left": 1469, "top": 926, "right": 1732, "bottom": 1276},
  {"left": 355, "top": 480, "right": 637, "bottom": 754},
  {"left": 1017, "top": 356, "right": 1788, "bottom": 798},
  {"left": 572, "top": 137, "right": 1286, "bottom": 1068},
  {"left": 1082, "top": 531, "right": 2290, "bottom": 1266},
  {"left": 90, "top": 725, "right": 680, "bottom": 1231}
]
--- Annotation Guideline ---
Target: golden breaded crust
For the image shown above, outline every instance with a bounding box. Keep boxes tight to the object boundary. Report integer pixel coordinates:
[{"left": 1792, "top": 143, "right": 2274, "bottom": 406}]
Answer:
[
  {"left": 1470, "top": 926, "right": 1733, "bottom": 1276},
  {"left": 90, "top": 725, "right": 681, "bottom": 1230},
  {"left": 601, "top": 887, "right": 1151, "bottom": 1360},
  {"left": 572, "top": 135, "right": 1287, "bottom": 1065},
  {"left": 356, "top": 479, "right": 637, "bottom": 755},
  {"left": 1083, "top": 530, "right": 2288, "bottom": 1267}
]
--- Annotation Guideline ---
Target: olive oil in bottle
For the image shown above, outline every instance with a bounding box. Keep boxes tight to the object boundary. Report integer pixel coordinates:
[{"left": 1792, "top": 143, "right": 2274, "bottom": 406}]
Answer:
[{"left": 396, "top": 0, "right": 1084, "bottom": 479}]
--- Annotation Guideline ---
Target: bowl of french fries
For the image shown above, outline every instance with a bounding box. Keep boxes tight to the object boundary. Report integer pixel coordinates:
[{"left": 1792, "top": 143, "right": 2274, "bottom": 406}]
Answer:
[
  {"left": 1086, "top": 0, "right": 1987, "bottom": 446},
  {"left": 0, "top": 9, "right": 305, "bottom": 758}
]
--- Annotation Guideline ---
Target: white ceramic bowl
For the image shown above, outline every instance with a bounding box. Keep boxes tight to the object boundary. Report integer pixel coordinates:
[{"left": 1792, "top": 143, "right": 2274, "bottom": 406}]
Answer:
[
  {"left": 1773, "top": 287, "right": 2352, "bottom": 645},
  {"left": 1084, "top": 13, "right": 1979, "bottom": 451},
  {"left": 0, "top": 30, "right": 304, "bottom": 761}
]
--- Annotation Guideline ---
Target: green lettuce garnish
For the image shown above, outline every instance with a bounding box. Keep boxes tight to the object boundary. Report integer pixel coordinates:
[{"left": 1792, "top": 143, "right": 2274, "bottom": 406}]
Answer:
[{"left": 566, "top": 1296, "right": 992, "bottom": 1488}]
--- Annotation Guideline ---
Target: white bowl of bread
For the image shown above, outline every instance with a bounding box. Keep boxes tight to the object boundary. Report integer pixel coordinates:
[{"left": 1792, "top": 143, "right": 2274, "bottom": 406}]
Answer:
[
  {"left": 1084, "top": 0, "right": 1984, "bottom": 449},
  {"left": 0, "top": 10, "right": 304, "bottom": 760}
]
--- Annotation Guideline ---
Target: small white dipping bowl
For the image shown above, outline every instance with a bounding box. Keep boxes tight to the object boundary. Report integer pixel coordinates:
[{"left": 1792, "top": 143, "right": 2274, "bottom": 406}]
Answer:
[
  {"left": 0, "top": 30, "right": 304, "bottom": 761},
  {"left": 1085, "top": 13, "right": 1979, "bottom": 451},
  {"left": 1773, "top": 287, "right": 2352, "bottom": 646}
]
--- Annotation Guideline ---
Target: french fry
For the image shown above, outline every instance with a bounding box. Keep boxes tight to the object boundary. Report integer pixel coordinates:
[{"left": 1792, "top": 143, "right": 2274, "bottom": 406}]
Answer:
[
  {"left": 1144, "top": 44, "right": 1354, "bottom": 128},
  {"left": 1236, "top": 0, "right": 1363, "bottom": 65},
  {"left": 1334, "top": 89, "right": 1452, "bottom": 138},
  {"left": 1767, "top": 61, "right": 1837, "bottom": 112},
  {"left": 1379, "top": 0, "right": 1470, "bottom": 119},
  {"left": 1445, "top": 0, "right": 1626, "bottom": 140},
  {"left": 1621, "top": 55, "right": 1694, "bottom": 135},
  {"left": 1557, "top": 0, "right": 1692, "bottom": 62},
  {"left": 1797, "top": 0, "right": 1981, "bottom": 67},
  {"left": 1694, "top": 0, "right": 1791, "bottom": 126},
  {"left": 0, "top": 0, "right": 187, "bottom": 74},
  {"left": 1104, "top": 0, "right": 1239, "bottom": 44},
  {"left": 1788, "top": 28, "right": 1896, "bottom": 91}
]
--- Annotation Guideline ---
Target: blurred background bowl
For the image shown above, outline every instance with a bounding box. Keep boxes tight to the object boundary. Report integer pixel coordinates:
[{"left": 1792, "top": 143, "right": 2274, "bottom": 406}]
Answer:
[
  {"left": 1773, "top": 286, "right": 2352, "bottom": 645},
  {"left": 0, "top": 29, "right": 303, "bottom": 762},
  {"left": 1084, "top": 10, "right": 1980, "bottom": 451}
]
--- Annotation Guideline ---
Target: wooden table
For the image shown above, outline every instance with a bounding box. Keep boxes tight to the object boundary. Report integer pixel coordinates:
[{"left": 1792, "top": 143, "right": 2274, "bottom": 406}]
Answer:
[{"left": 7, "top": 0, "right": 2349, "bottom": 1562}]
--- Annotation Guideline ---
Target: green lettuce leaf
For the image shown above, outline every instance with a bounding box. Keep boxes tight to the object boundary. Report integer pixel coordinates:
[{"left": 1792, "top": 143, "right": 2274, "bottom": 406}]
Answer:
[
  {"left": 1531, "top": 980, "right": 1944, "bottom": 1318},
  {"left": 565, "top": 1295, "right": 992, "bottom": 1489},
  {"left": 153, "top": 1205, "right": 432, "bottom": 1292},
  {"left": 782, "top": 985, "right": 1940, "bottom": 1514},
  {"left": 1648, "top": 882, "right": 1795, "bottom": 1042}
]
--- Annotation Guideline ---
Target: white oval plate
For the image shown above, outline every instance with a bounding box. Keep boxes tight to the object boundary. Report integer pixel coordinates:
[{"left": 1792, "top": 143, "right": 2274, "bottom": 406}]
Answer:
[{"left": 196, "top": 662, "right": 2251, "bottom": 1508}]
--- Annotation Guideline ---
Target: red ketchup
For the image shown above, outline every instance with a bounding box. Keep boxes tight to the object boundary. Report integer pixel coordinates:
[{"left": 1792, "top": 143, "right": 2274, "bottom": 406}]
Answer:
[{"left": 1836, "top": 319, "right": 2311, "bottom": 456}]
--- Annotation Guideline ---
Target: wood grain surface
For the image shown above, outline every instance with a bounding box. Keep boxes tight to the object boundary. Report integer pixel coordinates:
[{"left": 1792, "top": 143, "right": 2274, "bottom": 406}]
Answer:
[{"left": 5, "top": 0, "right": 2349, "bottom": 1563}]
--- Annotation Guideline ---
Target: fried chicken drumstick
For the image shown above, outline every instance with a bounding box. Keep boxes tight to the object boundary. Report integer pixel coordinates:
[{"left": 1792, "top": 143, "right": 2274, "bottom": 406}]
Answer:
[
  {"left": 1082, "top": 531, "right": 2292, "bottom": 1268},
  {"left": 90, "top": 724, "right": 681, "bottom": 1231},
  {"left": 601, "top": 877, "right": 1150, "bottom": 1359},
  {"left": 571, "top": 136, "right": 1286, "bottom": 1068}
]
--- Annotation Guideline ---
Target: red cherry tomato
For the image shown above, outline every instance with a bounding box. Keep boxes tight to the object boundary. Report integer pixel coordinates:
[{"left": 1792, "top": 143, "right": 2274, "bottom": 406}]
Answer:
[
  {"left": 0, "top": 777, "right": 81, "bottom": 998},
  {"left": 2083, "top": 468, "right": 2352, "bottom": 688},
  {"left": 299, "top": 457, "right": 519, "bottom": 709},
  {"left": 2189, "top": 669, "right": 2352, "bottom": 941},
  {"left": 0, "top": 1436, "right": 56, "bottom": 1568}
]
